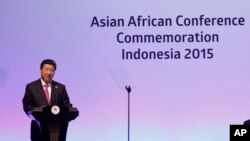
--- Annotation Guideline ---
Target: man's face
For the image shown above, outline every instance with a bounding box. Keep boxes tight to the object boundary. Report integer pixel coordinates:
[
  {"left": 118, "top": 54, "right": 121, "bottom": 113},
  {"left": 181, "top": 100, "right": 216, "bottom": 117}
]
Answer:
[{"left": 40, "top": 64, "right": 55, "bottom": 83}]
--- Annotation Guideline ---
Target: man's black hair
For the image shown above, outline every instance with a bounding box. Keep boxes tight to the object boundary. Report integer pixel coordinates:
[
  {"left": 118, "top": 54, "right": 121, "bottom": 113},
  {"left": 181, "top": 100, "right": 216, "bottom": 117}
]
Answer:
[{"left": 40, "top": 59, "right": 57, "bottom": 70}]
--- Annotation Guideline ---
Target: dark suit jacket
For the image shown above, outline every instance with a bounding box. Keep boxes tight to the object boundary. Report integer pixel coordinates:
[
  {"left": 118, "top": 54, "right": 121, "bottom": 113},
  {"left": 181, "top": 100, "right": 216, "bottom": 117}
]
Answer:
[{"left": 22, "top": 79, "right": 72, "bottom": 141}]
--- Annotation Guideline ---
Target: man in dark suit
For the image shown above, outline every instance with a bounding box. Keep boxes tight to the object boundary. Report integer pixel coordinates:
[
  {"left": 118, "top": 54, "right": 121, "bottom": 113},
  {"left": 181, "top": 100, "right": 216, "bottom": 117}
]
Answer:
[{"left": 22, "top": 59, "right": 72, "bottom": 141}]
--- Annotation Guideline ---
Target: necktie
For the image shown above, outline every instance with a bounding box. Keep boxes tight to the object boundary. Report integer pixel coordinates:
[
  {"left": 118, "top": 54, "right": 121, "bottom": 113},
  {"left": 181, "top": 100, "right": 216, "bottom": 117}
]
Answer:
[{"left": 44, "top": 84, "right": 50, "bottom": 104}]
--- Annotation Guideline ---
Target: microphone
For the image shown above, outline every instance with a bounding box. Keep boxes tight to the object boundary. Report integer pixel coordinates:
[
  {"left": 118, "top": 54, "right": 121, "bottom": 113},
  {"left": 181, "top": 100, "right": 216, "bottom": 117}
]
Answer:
[{"left": 125, "top": 85, "right": 131, "bottom": 94}]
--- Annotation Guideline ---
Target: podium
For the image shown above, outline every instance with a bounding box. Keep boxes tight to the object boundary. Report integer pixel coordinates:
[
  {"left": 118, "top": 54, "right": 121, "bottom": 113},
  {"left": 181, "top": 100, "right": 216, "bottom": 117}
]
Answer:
[{"left": 29, "top": 106, "right": 79, "bottom": 141}]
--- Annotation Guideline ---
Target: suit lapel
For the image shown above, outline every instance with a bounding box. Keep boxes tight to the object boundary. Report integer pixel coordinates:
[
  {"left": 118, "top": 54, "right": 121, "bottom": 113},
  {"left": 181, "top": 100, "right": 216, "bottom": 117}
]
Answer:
[
  {"left": 51, "top": 81, "right": 58, "bottom": 105},
  {"left": 36, "top": 80, "right": 49, "bottom": 105}
]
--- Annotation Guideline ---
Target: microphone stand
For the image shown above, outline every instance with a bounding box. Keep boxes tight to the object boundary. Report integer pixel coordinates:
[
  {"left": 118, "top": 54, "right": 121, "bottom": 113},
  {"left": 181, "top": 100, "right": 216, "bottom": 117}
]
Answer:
[{"left": 125, "top": 86, "right": 131, "bottom": 141}]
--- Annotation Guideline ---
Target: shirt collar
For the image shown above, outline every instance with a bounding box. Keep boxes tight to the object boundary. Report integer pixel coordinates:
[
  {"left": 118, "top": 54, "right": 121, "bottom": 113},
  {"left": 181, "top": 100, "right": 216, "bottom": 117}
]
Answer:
[{"left": 40, "top": 79, "right": 52, "bottom": 87}]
